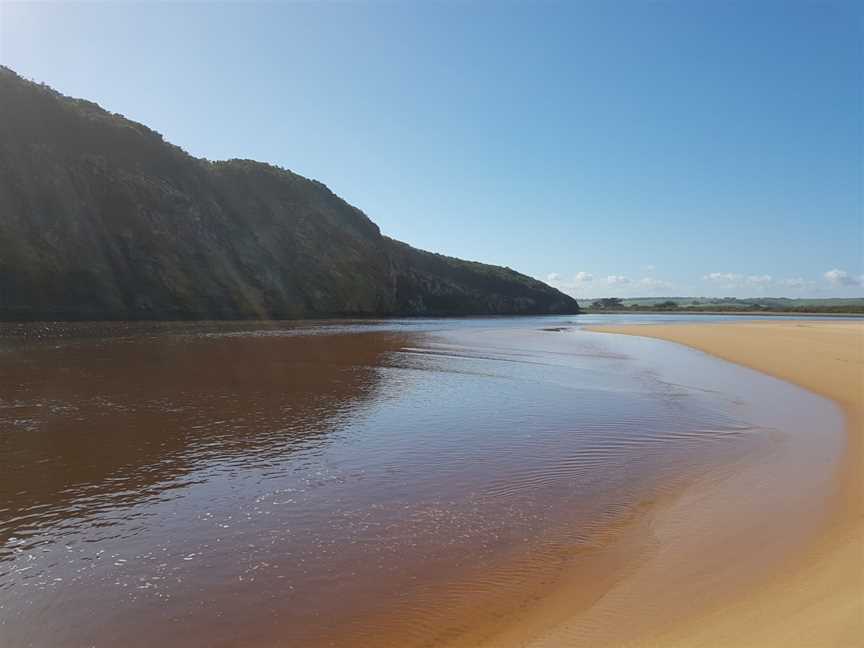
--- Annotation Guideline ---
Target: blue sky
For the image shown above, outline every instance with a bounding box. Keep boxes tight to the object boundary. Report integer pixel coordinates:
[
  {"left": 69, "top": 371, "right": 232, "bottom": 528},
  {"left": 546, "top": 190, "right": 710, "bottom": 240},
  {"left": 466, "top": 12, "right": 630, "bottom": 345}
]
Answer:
[{"left": 1, "top": 1, "right": 861, "bottom": 298}]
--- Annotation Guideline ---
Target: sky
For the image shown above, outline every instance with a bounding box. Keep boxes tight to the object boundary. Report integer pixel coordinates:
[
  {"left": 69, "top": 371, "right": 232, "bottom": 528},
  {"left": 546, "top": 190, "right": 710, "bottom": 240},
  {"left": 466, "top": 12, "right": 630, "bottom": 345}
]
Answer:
[{"left": 1, "top": 1, "right": 861, "bottom": 299}]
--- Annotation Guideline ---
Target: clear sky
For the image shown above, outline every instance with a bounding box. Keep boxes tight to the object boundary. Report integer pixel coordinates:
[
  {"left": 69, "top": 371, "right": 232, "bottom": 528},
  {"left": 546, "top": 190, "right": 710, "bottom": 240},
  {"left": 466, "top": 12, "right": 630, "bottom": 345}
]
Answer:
[{"left": 1, "top": 1, "right": 861, "bottom": 299}]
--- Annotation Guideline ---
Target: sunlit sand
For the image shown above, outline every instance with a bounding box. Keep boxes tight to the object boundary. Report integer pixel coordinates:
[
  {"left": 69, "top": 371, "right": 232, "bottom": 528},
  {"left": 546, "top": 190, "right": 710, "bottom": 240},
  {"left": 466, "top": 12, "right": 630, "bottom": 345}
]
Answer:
[{"left": 567, "top": 320, "right": 864, "bottom": 647}]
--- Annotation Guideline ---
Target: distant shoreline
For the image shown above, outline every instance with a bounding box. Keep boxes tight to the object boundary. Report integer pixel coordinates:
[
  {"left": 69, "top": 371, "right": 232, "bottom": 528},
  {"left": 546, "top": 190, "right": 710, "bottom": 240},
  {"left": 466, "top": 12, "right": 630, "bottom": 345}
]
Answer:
[{"left": 584, "top": 309, "right": 864, "bottom": 316}]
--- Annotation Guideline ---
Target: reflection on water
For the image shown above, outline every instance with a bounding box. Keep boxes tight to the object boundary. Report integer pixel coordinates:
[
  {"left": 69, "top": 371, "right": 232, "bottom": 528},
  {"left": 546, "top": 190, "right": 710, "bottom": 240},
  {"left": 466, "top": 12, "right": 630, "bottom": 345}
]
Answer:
[{"left": 0, "top": 317, "right": 844, "bottom": 647}]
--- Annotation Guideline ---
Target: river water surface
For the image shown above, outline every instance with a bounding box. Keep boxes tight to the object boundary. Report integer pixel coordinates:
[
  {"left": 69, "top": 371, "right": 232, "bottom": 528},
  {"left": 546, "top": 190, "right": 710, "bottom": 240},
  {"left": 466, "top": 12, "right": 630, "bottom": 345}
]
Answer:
[{"left": 0, "top": 316, "right": 848, "bottom": 647}]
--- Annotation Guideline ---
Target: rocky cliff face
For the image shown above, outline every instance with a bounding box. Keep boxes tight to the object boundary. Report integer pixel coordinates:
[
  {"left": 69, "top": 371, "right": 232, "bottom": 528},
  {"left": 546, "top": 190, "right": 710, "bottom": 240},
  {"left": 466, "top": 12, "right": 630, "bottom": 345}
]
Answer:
[{"left": 0, "top": 67, "right": 579, "bottom": 320}]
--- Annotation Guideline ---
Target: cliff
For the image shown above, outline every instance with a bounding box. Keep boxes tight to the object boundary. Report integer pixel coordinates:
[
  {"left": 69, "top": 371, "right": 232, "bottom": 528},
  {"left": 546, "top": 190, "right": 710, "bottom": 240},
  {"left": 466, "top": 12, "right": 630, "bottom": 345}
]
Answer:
[{"left": 0, "top": 67, "right": 579, "bottom": 320}]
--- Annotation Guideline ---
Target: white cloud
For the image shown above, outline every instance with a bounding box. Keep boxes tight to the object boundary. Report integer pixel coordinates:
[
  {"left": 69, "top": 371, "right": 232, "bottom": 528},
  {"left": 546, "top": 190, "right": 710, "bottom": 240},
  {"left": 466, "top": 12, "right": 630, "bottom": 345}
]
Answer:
[
  {"left": 746, "top": 274, "right": 773, "bottom": 286},
  {"left": 824, "top": 268, "right": 863, "bottom": 287},
  {"left": 606, "top": 275, "right": 631, "bottom": 285},
  {"left": 545, "top": 271, "right": 595, "bottom": 295},
  {"left": 638, "top": 277, "right": 672, "bottom": 290},
  {"left": 700, "top": 269, "right": 864, "bottom": 295},
  {"left": 546, "top": 271, "right": 592, "bottom": 287},
  {"left": 703, "top": 272, "right": 743, "bottom": 283},
  {"left": 552, "top": 267, "right": 862, "bottom": 297},
  {"left": 778, "top": 277, "right": 810, "bottom": 289},
  {"left": 644, "top": 264, "right": 656, "bottom": 272},
  {"left": 701, "top": 272, "right": 822, "bottom": 294},
  {"left": 545, "top": 271, "right": 672, "bottom": 298},
  {"left": 702, "top": 273, "right": 774, "bottom": 289}
]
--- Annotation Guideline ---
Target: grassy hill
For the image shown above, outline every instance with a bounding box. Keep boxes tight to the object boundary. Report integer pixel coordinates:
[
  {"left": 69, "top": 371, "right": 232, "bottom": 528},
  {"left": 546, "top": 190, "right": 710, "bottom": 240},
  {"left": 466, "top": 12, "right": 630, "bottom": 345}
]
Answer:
[{"left": 0, "top": 67, "right": 578, "bottom": 320}]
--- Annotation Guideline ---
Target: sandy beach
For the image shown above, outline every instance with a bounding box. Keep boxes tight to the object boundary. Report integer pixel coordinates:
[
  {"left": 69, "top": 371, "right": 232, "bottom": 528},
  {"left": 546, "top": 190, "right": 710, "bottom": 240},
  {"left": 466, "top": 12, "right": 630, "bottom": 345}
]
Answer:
[{"left": 577, "top": 320, "right": 863, "bottom": 647}]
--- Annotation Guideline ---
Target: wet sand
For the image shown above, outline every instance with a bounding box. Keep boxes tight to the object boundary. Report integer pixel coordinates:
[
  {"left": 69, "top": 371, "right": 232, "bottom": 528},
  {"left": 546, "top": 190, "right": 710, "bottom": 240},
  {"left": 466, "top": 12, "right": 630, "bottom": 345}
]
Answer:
[{"left": 577, "top": 320, "right": 863, "bottom": 647}]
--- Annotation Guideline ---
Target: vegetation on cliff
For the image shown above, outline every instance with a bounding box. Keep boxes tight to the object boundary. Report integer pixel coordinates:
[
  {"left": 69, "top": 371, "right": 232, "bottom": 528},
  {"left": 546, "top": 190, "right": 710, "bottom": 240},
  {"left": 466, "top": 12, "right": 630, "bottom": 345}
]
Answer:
[{"left": 0, "top": 67, "right": 578, "bottom": 320}]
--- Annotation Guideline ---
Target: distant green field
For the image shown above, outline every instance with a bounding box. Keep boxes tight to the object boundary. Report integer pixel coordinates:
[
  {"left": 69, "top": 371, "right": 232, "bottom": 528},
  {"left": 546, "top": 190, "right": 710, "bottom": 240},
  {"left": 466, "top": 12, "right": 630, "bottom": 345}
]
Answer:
[
  {"left": 620, "top": 297, "right": 864, "bottom": 307},
  {"left": 586, "top": 297, "right": 864, "bottom": 314}
]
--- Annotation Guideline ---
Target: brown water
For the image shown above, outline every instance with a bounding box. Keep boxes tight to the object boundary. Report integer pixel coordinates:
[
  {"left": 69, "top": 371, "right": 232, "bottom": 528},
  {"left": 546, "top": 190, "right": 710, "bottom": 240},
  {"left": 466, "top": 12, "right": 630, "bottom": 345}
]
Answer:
[{"left": 0, "top": 318, "right": 845, "bottom": 647}]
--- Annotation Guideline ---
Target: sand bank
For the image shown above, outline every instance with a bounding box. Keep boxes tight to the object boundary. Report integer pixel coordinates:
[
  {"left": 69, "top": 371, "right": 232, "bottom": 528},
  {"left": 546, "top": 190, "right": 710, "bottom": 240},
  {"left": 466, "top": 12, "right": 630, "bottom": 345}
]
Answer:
[
  {"left": 429, "top": 320, "right": 861, "bottom": 648},
  {"left": 578, "top": 320, "right": 863, "bottom": 647}
]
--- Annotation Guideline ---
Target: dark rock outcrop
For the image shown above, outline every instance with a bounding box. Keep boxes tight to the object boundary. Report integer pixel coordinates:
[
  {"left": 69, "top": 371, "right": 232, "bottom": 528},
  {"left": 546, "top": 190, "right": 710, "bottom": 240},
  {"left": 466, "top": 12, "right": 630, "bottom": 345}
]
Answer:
[{"left": 0, "top": 67, "right": 579, "bottom": 320}]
